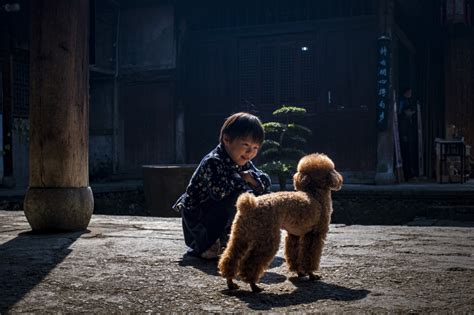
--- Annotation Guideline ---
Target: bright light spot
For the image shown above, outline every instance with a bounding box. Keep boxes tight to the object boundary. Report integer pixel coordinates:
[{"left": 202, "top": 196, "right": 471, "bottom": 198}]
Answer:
[{"left": 301, "top": 46, "right": 309, "bottom": 51}]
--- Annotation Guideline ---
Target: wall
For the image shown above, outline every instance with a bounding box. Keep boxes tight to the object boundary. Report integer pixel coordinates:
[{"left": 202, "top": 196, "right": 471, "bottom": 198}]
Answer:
[
  {"left": 120, "top": 5, "right": 175, "bottom": 72},
  {"left": 183, "top": 17, "right": 378, "bottom": 181},
  {"left": 11, "top": 118, "right": 28, "bottom": 187},
  {"left": 444, "top": 35, "right": 474, "bottom": 147},
  {"left": 89, "top": 78, "right": 114, "bottom": 180},
  {"left": 0, "top": 71, "right": 3, "bottom": 181},
  {"left": 89, "top": 2, "right": 178, "bottom": 178}
]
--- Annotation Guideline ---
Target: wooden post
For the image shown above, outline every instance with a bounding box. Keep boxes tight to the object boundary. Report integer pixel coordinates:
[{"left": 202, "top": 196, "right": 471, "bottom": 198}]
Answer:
[
  {"left": 24, "top": 0, "right": 93, "bottom": 231},
  {"left": 374, "top": 0, "right": 396, "bottom": 184},
  {"left": 393, "top": 90, "right": 404, "bottom": 182}
]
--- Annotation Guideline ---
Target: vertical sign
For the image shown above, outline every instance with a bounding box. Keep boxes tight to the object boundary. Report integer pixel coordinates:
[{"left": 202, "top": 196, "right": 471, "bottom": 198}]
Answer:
[
  {"left": 416, "top": 101, "right": 424, "bottom": 176},
  {"left": 376, "top": 36, "right": 391, "bottom": 131}
]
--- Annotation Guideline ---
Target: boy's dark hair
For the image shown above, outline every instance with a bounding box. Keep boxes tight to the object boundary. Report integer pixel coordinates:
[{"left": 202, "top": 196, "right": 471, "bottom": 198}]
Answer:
[{"left": 219, "top": 112, "right": 265, "bottom": 144}]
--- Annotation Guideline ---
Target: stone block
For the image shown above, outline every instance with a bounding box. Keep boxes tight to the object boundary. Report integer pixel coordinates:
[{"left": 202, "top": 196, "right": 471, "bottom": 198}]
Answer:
[
  {"left": 142, "top": 164, "right": 197, "bottom": 217},
  {"left": 24, "top": 187, "right": 94, "bottom": 231}
]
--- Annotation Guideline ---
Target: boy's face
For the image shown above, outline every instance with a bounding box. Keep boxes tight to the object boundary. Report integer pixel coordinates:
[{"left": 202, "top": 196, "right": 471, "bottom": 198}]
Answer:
[{"left": 222, "top": 135, "right": 260, "bottom": 166}]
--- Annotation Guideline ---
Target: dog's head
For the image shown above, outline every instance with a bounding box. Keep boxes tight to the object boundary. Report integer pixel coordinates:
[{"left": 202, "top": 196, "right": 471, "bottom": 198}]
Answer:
[{"left": 293, "top": 153, "right": 343, "bottom": 192}]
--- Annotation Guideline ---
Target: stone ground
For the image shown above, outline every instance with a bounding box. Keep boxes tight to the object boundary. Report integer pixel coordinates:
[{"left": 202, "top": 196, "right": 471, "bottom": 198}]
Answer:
[{"left": 0, "top": 210, "right": 473, "bottom": 313}]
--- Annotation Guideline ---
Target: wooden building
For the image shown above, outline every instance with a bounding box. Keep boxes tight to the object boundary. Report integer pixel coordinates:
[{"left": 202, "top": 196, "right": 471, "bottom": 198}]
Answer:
[{"left": 0, "top": 0, "right": 473, "bottom": 186}]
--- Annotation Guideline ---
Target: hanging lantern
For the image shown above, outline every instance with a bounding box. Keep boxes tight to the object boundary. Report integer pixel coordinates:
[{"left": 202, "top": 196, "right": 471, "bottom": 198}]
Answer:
[{"left": 441, "top": 0, "right": 471, "bottom": 26}]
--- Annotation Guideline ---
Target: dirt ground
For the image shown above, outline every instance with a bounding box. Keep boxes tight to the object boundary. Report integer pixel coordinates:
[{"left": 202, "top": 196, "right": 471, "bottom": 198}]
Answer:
[{"left": 0, "top": 210, "right": 473, "bottom": 313}]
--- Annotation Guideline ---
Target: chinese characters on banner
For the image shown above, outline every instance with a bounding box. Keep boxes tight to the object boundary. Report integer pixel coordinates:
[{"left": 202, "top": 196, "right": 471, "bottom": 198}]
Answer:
[{"left": 376, "top": 36, "right": 391, "bottom": 131}]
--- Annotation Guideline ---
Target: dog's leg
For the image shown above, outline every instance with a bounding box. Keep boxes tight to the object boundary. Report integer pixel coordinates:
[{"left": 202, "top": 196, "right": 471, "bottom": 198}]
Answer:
[
  {"left": 218, "top": 237, "right": 249, "bottom": 285},
  {"left": 238, "top": 246, "right": 268, "bottom": 292},
  {"left": 301, "top": 228, "right": 328, "bottom": 280},
  {"left": 239, "top": 234, "right": 280, "bottom": 292},
  {"left": 285, "top": 233, "right": 302, "bottom": 274},
  {"left": 226, "top": 278, "right": 239, "bottom": 290}
]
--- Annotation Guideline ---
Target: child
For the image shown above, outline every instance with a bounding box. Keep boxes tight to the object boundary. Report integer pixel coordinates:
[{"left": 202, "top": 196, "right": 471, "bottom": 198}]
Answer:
[{"left": 173, "top": 112, "right": 271, "bottom": 259}]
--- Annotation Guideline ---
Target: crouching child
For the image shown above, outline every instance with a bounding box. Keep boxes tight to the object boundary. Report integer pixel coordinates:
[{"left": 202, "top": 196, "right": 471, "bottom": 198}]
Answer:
[{"left": 173, "top": 112, "right": 271, "bottom": 259}]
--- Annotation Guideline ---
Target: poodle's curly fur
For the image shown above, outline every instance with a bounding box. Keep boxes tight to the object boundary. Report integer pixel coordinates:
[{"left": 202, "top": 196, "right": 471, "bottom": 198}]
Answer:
[{"left": 218, "top": 153, "right": 343, "bottom": 292}]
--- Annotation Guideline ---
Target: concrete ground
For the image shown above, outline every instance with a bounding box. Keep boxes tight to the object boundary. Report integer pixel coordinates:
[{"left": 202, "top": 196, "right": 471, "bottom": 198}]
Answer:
[{"left": 0, "top": 211, "right": 473, "bottom": 313}]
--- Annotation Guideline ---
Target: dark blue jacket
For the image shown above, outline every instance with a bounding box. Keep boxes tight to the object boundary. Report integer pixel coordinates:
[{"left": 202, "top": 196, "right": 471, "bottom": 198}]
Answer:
[{"left": 173, "top": 144, "right": 271, "bottom": 212}]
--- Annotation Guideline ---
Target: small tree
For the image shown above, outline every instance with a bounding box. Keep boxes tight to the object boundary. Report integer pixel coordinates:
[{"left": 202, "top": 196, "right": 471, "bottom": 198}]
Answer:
[{"left": 259, "top": 105, "right": 312, "bottom": 190}]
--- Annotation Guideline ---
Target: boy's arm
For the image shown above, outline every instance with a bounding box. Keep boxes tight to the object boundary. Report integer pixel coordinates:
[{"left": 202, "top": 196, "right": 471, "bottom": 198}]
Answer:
[
  {"left": 239, "top": 171, "right": 259, "bottom": 189},
  {"left": 242, "top": 162, "right": 272, "bottom": 194},
  {"left": 173, "top": 156, "right": 251, "bottom": 210}
]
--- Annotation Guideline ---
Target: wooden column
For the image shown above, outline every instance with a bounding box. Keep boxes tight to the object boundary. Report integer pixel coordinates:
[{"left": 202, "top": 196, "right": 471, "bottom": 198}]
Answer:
[
  {"left": 24, "top": 0, "right": 93, "bottom": 231},
  {"left": 374, "top": 0, "right": 396, "bottom": 184}
]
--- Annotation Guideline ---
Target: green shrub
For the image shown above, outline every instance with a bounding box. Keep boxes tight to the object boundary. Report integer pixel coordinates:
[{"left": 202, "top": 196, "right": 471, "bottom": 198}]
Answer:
[{"left": 259, "top": 105, "right": 311, "bottom": 190}]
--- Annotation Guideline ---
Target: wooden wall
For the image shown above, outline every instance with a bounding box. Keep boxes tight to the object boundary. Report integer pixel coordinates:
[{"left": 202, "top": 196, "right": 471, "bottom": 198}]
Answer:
[
  {"left": 444, "top": 35, "right": 474, "bottom": 148},
  {"left": 183, "top": 17, "right": 378, "bottom": 176}
]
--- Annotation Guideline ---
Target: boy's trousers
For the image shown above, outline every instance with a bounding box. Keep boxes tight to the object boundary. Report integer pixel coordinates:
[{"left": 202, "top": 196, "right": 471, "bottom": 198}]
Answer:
[{"left": 181, "top": 192, "right": 238, "bottom": 255}]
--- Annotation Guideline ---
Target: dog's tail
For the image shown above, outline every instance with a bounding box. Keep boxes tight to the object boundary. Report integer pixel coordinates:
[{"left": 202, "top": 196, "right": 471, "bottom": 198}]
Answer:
[{"left": 236, "top": 192, "right": 257, "bottom": 213}]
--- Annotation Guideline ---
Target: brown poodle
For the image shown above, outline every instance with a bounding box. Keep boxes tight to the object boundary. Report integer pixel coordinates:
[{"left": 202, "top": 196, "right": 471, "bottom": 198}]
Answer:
[{"left": 218, "top": 153, "right": 343, "bottom": 292}]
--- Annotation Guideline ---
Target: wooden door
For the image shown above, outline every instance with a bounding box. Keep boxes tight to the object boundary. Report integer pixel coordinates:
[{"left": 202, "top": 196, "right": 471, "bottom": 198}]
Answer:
[
  {"left": 119, "top": 80, "right": 175, "bottom": 174},
  {"left": 237, "top": 28, "right": 377, "bottom": 173},
  {"left": 184, "top": 39, "right": 238, "bottom": 162},
  {"left": 312, "top": 26, "right": 377, "bottom": 174},
  {"left": 185, "top": 19, "right": 378, "bottom": 175}
]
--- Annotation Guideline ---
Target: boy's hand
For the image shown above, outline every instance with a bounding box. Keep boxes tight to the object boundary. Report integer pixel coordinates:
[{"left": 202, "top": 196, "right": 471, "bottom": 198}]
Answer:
[{"left": 239, "top": 171, "right": 258, "bottom": 189}]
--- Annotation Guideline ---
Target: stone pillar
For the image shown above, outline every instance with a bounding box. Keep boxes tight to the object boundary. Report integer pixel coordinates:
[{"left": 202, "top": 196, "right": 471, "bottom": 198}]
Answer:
[
  {"left": 374, "top": 0, "right": 396, "bottom": 184},
  {"left": 24, "top": 0, "right": 93, "bottom": 231}
]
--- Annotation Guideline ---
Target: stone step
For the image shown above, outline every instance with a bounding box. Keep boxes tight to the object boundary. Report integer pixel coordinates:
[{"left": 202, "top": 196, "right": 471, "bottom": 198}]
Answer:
[{"left": 426, "top": 205, "right": 474, "bottom": 221}]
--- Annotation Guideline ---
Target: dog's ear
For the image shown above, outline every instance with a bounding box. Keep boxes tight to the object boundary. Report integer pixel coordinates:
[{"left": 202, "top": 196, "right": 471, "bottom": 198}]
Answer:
[
  {"left": 327, "top": 169, "right": 343, "bottom": 191},
  {"left": 293, "top": 172, "right": 311, "bottom": 191}
]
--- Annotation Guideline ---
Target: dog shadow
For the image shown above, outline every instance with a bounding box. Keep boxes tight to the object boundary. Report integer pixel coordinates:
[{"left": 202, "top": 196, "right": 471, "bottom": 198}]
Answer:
[
  {"left": 223, "top": 277, "right": 370, "bottom": 310},
  {"left": 260, "top": 271, "right": 287, "bottom": 285},
  {"left": 268, "top": 256, "right": 285, "bottom": 269},
  {"left": 178, "top": 255, "right": 287, "bottom": 285},
  {"left": 178, "top": 254, "right": 220, "bottom": 276}
]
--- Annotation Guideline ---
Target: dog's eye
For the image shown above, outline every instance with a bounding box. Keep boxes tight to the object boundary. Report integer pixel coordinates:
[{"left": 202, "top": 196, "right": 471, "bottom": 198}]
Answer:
[{"left": 325, "top": 172, "right": 334, "bottom": 181}]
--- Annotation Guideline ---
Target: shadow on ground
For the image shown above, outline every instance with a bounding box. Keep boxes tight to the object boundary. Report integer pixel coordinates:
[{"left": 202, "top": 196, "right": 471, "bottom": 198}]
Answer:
[
  {"left": 178, "top": 255, "right": 286, "bottom": 278},
  {"left": 178, "top": 254, "right": 220, "bottom": 276},
  {"left": 223, "top": 277, "right": 370, "bottom": 310},
  {"left": 0, "top": 231, "right": 86, "bottom": 313}
]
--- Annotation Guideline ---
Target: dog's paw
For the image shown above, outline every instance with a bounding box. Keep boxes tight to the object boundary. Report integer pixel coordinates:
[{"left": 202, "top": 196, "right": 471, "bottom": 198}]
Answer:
[
  {"left": 308, "top": 272, "right": 321, "bottom": 281},
  {"left": 250, "top": 283, "right": 263, "bottom": 293},
  {"left": 227, "top": 278, "right": 239, "bottom": 290}
]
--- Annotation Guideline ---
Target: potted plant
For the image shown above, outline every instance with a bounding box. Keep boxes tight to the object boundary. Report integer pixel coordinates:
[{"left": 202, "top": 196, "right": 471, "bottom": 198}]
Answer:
[{"left": 259, "top": 105, "right": 312, "bottom": 190}]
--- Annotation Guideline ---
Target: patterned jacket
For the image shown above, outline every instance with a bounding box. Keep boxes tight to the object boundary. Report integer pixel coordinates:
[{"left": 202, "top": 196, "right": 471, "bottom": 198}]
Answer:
[{"left": 173, "top": 144, "right": 271, "bottom": 212}]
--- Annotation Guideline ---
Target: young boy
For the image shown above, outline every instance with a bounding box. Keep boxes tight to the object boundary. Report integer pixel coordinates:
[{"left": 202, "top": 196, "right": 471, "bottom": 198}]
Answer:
[{"left": 173, "top": 112, "right": 271, "bottom": 259}]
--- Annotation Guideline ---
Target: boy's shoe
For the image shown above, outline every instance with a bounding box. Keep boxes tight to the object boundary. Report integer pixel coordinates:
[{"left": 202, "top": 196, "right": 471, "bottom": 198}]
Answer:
[
  {"left": 200, "top": 239, "right": 221, "bottom": 260},
  {"left": 184, "top": 248, "right": 200, "bottom": 258}
]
